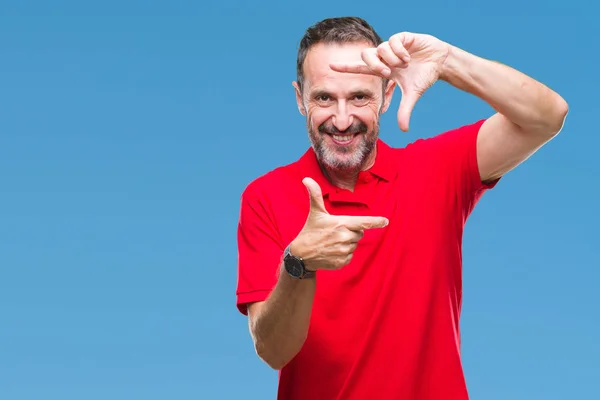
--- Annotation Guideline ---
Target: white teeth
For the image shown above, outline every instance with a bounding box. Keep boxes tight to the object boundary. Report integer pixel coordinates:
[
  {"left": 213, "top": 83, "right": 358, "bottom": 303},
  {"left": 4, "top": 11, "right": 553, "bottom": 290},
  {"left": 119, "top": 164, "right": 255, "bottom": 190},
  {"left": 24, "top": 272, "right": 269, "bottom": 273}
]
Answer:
[{"left": 333, "top": 135, "right": 352, "bottom": 143}]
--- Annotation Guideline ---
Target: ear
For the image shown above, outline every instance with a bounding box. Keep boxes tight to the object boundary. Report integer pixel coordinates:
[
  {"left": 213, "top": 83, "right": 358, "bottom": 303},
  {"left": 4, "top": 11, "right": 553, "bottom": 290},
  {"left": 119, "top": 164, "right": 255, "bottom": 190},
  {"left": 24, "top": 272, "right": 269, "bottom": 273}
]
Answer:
[
  {"left": 292, "top": 81, "right": 307, "bottom": 116},
  {"left": 380, "top": 80, "right": 396, "bottom": 114}
]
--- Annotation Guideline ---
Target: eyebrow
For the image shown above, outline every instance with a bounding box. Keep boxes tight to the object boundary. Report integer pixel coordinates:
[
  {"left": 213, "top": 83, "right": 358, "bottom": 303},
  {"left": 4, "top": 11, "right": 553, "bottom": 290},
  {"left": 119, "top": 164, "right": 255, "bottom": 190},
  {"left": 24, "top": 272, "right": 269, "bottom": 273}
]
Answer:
[
  {"left": 309, "top": 88, "right": 376, "bottom": 98},
  {"left": 310, "top": 89, "right": 330, "bottom": 98},
  {"left": 348, "top": 89, "right": 376, "bottom": 98}
]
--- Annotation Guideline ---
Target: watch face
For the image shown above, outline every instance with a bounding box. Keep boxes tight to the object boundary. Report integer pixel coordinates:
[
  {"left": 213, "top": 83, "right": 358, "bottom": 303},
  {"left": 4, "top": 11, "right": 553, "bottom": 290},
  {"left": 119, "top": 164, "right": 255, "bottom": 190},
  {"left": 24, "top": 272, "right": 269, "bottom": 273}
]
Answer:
[{"left": 285, "top": 255, "right": 305, "bottom": 278}]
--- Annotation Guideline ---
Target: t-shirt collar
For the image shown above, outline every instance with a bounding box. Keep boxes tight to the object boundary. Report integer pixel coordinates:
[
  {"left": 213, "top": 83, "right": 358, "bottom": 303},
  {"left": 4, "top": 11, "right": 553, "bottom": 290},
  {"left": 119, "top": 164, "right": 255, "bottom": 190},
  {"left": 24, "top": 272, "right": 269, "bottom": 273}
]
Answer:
[{"left": 296, "top": 139, "right": 397, "bottom": 197}]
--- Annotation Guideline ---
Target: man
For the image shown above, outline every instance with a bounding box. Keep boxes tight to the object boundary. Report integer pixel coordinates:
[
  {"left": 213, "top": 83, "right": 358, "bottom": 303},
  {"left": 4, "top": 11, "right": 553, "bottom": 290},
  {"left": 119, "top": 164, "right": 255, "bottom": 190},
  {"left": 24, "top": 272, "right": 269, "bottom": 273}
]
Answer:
[{"left": 235, "top": 16, "right": 568, "bottom": 400}]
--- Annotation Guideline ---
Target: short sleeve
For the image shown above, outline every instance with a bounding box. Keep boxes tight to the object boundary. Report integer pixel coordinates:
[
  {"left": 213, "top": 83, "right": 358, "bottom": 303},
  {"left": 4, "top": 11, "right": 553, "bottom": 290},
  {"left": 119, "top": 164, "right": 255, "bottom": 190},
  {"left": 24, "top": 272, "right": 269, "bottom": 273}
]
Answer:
[
  {"left": 235, "top": 182, "right": 285, "bottom": 315},
  {"left": 421, "top": 119, "right": 499, "bottom": 218}
]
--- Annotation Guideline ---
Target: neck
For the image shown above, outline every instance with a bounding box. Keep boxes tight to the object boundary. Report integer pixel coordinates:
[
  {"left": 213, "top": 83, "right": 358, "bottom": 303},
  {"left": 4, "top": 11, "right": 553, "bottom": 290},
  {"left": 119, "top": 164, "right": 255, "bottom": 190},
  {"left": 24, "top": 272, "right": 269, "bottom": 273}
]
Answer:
[
  {"left": 321, "top": 147, "right": 377, "bottom": 192},
  {"left": 321, "top": 167, "right": 359, "bottom": 191}
]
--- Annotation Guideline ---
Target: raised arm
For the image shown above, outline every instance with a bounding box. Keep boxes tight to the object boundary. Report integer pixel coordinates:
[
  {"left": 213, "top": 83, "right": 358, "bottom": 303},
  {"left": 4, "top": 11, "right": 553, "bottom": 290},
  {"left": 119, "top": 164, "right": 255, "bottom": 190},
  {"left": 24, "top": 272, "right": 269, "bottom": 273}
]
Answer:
[
  {"left": 440, "top": 45, "right": 568, "bottom": 183},
  {"left": 329, "top": 32, "right": 569, "bottom": 183}
]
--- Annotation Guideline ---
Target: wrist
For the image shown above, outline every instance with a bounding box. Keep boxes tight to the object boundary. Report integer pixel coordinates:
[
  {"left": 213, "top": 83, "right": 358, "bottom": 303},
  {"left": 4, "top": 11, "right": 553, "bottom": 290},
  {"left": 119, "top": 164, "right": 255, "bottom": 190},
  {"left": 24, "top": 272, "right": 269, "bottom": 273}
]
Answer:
[
  {"left": 289, "top": 237, "right": 306, "bottom": 261},
  {"left": 439, "top": 44, "right": 487, "bottom": 99},
  {"left": 288, "top": 238, "right": 317, "bottom": 272},
  {"left": 439, "top": 44, "right": 460, "bottom": 83}
]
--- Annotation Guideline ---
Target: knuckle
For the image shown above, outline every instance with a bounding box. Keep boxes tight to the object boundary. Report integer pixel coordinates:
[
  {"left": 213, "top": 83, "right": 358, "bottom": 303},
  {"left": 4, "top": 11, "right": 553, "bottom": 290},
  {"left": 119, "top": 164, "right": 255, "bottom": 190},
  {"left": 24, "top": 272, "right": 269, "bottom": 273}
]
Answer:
[
  {"left": 389, "top": 41, "right": 406, "bottom": 56},
  {"left": 340, "top": 244, "right": 353, "bottom": 254},
  {"left": 378, "top": 47, "right": 403, "bottom": 67},
  {"left": 342, "top": 231, "right": 355, "bottom": 242},
  {"left": 334, "top": 221, "right": 347, "bottom": 231},
  {"left": 391, "top": 57, "right": 405, "bottom": 67},
  {"left": 344, "top": 244, "right": 355, "bottom": 254},
  {"left": 333, "top": 230, "right": 346, "bottom": 243},
  {"left": 328, "top": 251, "right": 355, "bottom": 270},
  {"left": 377, "top": 41, "right": 390, "bottom": 53},
  {"left": 331, "top": 244, "right": 346, "bottom": 257},
  {"left": 389, "top": 34, "right": 402, "bottom": 46}
]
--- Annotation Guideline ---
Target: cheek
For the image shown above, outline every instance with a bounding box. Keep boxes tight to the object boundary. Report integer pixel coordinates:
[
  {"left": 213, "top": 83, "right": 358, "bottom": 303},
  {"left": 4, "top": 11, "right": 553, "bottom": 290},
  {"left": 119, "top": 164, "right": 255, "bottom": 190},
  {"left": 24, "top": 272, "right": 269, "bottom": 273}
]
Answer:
[
  {"left": 355, "top": 106, "right": 380, "bottom": 126},
  {"left": 306, "top": 107, "right": 332, "bottom": 128},
  {"left": 358, "top": 105, "right": 378, "bottom": 118}
]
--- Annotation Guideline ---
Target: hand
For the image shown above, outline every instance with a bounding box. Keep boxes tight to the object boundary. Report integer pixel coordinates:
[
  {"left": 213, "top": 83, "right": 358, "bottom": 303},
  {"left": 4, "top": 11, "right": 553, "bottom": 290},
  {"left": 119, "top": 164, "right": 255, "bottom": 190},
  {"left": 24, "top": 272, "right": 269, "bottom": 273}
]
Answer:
[
  {"left": 290, "top": 178, "right": 389, "bottom": 271},
  {"left": 330, "top": 32, "right": 450, "bottom": 132}
]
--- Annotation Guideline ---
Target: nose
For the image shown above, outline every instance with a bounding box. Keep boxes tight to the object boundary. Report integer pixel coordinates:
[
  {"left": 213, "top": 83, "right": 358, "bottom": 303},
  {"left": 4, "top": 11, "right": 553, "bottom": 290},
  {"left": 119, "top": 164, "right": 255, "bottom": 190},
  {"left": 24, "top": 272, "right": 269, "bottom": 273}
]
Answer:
[{"left": 331, "top": 101, "right": 353, "bottom": 132}]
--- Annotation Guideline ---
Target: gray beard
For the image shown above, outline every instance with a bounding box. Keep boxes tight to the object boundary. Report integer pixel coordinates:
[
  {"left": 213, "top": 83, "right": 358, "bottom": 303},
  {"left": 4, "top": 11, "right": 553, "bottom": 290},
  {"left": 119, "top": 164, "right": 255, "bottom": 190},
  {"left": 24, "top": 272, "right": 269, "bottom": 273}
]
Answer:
[{"left": 308, "top": 125, "right": 378, "bottom": 172}]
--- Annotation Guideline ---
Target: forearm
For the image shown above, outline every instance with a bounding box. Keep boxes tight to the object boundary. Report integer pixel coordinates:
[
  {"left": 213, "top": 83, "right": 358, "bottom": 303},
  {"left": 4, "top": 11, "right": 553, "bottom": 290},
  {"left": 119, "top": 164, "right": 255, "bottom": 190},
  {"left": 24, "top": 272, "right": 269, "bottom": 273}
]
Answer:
[
  {"left": 249, "top": 263, "right": 316, "bottom": 369},
  {"left": 440, "top": 45, "right": 568, "bottom": 134}
]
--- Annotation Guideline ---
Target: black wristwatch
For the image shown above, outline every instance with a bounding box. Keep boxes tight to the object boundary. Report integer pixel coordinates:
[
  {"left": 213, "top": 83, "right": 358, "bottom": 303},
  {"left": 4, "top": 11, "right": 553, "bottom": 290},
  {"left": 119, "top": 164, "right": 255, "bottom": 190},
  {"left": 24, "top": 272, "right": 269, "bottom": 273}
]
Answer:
[{"left": 283, "top": 245, "right": 315, "bottom": 279}]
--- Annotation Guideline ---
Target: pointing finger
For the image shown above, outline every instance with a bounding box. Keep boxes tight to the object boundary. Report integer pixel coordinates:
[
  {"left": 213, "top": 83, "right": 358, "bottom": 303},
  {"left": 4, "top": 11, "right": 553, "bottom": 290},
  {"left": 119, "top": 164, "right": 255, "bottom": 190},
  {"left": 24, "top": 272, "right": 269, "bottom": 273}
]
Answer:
[
  {"left": 330, "top": 48, "right": 391, "bottom": 77},
  {"left": 339, "top": 215, "right": 389, "bottom": 231},
  {"left": 329, "top": 61, "right": 380, "bottom": 76}
]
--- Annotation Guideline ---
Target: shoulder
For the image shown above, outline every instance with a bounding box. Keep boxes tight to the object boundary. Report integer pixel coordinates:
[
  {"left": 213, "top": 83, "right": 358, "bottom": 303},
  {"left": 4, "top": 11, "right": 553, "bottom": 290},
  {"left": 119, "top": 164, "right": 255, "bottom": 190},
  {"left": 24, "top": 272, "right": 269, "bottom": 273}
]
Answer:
[
  {"left": 240, "top": 153, "right": 307, "bottom": 209},
  {"left": 237, "top": 153, "right": 310, "bottom": 245},
  {"left": 393, "top": 119, "right": 486, "bottom": 170},
  {"left": 404, "top": 119, "right": 486, "bottom": 155}
]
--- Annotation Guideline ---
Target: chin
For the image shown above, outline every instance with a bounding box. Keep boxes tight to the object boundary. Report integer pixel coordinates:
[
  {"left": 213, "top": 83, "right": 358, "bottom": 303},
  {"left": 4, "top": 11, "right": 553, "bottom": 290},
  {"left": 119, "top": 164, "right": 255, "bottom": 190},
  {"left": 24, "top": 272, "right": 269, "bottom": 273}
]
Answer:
[
  {"left": 320, "top": 151, "right": 365, "bottom": 171},
  {"left": 310, "top": 133, "right": 376, "bottom": 171}
]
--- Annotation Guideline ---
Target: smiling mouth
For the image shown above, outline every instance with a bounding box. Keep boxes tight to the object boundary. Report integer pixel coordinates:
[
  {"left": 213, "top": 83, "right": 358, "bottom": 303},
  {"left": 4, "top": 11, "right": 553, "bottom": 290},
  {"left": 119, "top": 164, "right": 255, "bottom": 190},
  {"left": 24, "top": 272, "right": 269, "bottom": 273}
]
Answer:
[{"left": 330, "top": 133, "right": 357, "bottom": 145}]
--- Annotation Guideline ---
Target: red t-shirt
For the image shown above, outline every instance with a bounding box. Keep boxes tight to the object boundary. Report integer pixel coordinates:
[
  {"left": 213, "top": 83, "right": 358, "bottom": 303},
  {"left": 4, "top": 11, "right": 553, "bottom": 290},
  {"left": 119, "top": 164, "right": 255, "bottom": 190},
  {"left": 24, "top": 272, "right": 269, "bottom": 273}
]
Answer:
[{"left": 236, "top": 120, "right": 498, "bottom": 400}]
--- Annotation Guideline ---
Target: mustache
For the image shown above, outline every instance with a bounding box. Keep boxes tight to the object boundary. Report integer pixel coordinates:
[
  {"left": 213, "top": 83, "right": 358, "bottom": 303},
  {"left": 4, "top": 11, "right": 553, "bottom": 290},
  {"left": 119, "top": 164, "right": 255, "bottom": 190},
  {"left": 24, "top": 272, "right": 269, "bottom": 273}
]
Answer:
[{"left": 318, "top": 120, "right": 368, "bottom": 135}]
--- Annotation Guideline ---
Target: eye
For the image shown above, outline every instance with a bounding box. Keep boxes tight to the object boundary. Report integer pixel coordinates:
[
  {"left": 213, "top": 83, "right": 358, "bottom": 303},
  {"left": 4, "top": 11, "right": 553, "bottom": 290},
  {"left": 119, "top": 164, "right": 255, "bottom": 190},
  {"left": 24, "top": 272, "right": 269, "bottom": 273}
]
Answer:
[
  {"left": 352, "top": 94, "right": 370, "bottom": 106},
  {"left": 316, "top": 95, "right": 331, "bottom": 102}
]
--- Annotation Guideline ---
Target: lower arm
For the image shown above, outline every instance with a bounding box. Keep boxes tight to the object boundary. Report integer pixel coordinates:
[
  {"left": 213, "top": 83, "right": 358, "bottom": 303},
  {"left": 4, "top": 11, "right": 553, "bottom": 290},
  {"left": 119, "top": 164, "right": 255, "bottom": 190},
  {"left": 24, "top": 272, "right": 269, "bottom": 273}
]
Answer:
[
  {"left": 250, "top": 263, "right": 316, "bottom": 369},
  {"left": 440, "top": 45, "right": 568, "bottom": 133}
]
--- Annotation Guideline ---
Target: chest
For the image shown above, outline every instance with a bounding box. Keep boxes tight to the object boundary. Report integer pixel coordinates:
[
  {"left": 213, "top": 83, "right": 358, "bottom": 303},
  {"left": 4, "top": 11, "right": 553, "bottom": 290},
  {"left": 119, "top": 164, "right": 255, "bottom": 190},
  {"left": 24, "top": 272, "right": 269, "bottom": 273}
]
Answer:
[
  {"left": 276, "top": 175, "right": 466, "bottom": 353},
  {"left": 275, "top": 175, "right": 459, "bottom": 256}
]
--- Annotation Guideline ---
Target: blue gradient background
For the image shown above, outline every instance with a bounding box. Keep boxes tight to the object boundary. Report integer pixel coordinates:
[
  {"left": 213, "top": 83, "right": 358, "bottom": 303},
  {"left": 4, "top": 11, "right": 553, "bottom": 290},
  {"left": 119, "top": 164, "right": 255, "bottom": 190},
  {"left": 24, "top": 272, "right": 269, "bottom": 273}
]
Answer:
[{"left": 1, "top": 1, "right": 597, "bottom": 399}]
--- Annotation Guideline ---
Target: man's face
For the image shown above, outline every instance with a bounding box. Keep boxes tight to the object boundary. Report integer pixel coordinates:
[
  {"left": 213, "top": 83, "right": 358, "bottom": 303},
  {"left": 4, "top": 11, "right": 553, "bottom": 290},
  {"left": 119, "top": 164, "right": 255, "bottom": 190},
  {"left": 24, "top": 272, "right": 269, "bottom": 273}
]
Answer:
[{"left": 294, "top": 41, "right": 395, "bottom": 172}]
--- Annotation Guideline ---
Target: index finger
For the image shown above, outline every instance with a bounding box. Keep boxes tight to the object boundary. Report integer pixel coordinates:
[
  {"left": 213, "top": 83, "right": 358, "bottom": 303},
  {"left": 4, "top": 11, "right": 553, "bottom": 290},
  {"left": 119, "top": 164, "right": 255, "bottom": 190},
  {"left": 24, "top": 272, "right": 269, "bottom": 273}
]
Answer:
[
  {"left": 329, "top": 61, "right": 379, "bottom": 76},
  {"left": 330, "top": 48, "right": 391, "bottom": 77},
  {"left": 339, "top": 215, "right": 389, "bottom": 231}
]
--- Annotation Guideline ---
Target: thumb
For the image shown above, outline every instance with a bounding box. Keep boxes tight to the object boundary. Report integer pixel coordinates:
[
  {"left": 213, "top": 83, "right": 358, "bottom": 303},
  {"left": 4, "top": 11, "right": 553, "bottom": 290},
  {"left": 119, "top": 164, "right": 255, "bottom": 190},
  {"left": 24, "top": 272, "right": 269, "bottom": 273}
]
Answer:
[
  {"left": 302, "top": 177, "right": 328, "bottom": 215},
  {"left": 397, "top": 88, "right": 420, "bottom": 132}
]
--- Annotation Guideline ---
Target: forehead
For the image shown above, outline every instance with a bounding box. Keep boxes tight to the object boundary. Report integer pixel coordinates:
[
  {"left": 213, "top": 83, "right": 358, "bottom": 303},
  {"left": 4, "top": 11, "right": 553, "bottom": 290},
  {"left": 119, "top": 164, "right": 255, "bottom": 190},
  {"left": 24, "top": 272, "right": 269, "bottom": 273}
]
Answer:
[{"left": 303, "top": 41, "right": 381, "bottom": 93}]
